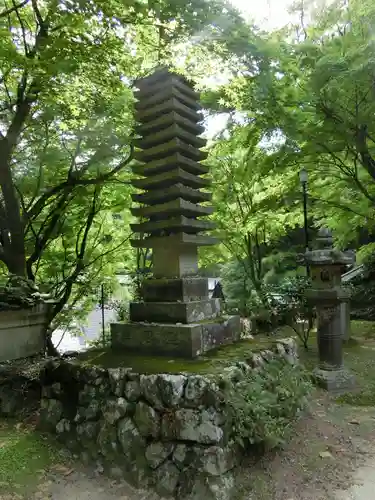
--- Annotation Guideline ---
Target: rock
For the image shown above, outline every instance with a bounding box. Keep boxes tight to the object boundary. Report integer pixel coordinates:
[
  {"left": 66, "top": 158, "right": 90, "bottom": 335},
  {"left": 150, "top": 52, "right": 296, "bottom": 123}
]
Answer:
[
  {"left": 103, "top": 397, "right": 130, "bottom": 424},
  {"left": 278, "top": 338, "right": 298, "bottom": 357},
  {"left": 184, "top": 376, "right": 221, "bottom": 408},
  {"left": 74, "top": 400, "right": 101, "bottom": 423},
  {"left": 260, "top": 349, "right": 275, "bottom": 362},
  {"left": 145, "top": 442, "right": 175, "bottom": 469},
  {"left": 250, "top": 353, "right": 264, "bottom": 368},
  {"left": 162, "top": 408, "right": 223, "bottom": 444},
  {"left": 81, "top": 366, "right": 108, "bottom": 386},
  {"left": 158, "top": 374, "right": 186, "bottom": 407},
  {"left": 184, "top": 375, "right": 208, "bottom": 407},
  {"left": 108, "top": 368, "right": 129, "bottom": 396},
  {"left": 154, "top": 460, "right": 180, "bottom": 497},
  {"left": 172, "top": 444, "right": 202, "bottom": 470},
  {"left": 56, "top": 418, "right": 71, "bottom": 434},
  {"left": 76, "top": 421, "right": 100, "bottom": 442},
  {"left": 172, "top": 444, "right": 188, "bottom": 469},
  {"left": 117, "top": 417, "right": 146, "bottom": 458},
  {"left": 200, "top": 444, "right": 237, "bottom": 476},
  {"left": 140, "top": 374, "right": 163, "bottom": 410},
  {"left": 178, "top": 470, "right": 235, "bottom": 500},
  {"left": 124, "top": 378, "right": 141, "bottom": 402},
  {"left": 39, "top": 398, "right": 63, "bottom": 430},
  {"left": 97, "top": 421, "right": 120, "bottom": 458},
  {"left": 134, "top": 401, "right": 160, "bottom": 438},
  {"left": 78, "top": 384, "right": 108, "bottom": 406},
  {"left": 273, "top": 343, "right": 286, "bottom": 357}
]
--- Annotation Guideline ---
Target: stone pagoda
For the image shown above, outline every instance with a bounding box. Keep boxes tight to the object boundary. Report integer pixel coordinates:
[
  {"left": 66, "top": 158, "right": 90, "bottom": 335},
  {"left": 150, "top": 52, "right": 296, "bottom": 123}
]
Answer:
[
  {"left": 305, "top": 228, "right": 355, "bottom": 392},
  {"left": 111, "top": 68, "right": 240, "bottom": 358}
]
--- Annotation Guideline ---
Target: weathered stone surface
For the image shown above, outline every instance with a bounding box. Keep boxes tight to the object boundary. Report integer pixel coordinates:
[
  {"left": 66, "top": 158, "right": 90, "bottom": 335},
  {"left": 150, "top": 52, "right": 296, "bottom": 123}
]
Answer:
[
  {"left": 250, "top": 353, "right": 265, "bottom": 368},
  {"left": 145, "top": 442, "right": 175, "bottom": 469},
  {"left": 124, "top": 378, "right": 141, "bottom": 402},
  {"left": 56, "top": 418, "right": 71, "bottom": 435},
  {"left": 154, "top": 460, "right": 180, "bottom": 498},
  {"left": 200, "top": 444, "right": 238, "bottom": 476},
  {"left": 140, "top": 375, "right": 163, "bottom": 409},
  {"left": 74, "top": 400, "right": 101, "bottom": 423},
  {"left": 108, "top": 367, "right": 130, "bottom": 396},
  {"left": 161, "top": 409, "right": 223, "bottom": 444},
  {"left": 39, "top": 398, "right": 63, "bottom": 430},
  {"left": 78, "top": 384, "right": 108, "bottom": 406},
  {"left": 178, "top": 470, "right": 235, "bottom": 500},
  {"left": 184, "top": 375, "right": 208, "bottom": 407},
  {"left": 76, "top": 421, "right": 100, "bottom": 442},
  {"left": 97, "top": 421, "right": 120, "bottom": 458},
  {"left": 134, "top": 401, "right": 160, "bottom": 438},
  {"left": 159, "top": 374, "right": 186, "bottom": 407},
  {"left": 142, "top": 277, "right": 209, "bottom": 303},
  {"left": 103, "top": 397, "right": 130, "bottom": 424},
  {"left": 130, "top": 299, "right": 221, "bottom": 324},
  {"left": 117, "top": 417, "right": 146, "bottom": 457}
]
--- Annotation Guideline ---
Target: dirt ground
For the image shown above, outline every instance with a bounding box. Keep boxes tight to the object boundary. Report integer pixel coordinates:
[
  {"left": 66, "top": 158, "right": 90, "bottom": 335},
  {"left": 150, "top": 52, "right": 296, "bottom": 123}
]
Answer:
[{"left": 235, "top": 390, "right": 375, "bottom": 500}]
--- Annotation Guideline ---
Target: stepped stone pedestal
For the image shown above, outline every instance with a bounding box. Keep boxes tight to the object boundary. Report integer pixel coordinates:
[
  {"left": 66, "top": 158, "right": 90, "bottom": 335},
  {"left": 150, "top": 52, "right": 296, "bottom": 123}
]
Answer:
[{"left": 111, "top": 68, "right": 240, "bottom": 358}]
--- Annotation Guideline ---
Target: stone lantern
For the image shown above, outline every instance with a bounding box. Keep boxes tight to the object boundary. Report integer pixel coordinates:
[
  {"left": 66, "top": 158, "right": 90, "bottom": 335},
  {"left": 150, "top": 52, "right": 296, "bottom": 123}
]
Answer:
[{"left": 305, "top": 228, "right": 355, "bottom": 392}]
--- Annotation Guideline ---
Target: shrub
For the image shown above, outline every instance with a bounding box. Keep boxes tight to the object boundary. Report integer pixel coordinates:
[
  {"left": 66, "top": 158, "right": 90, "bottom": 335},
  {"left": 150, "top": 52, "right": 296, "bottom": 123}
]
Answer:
[
  {"left": 0, "top": 274, "right": 49, "bottom": 311},
  {"left": 265, "top": 276, "right": 315, "bottom": 349},
  {"left": 224, "top": 359, "right": 312, "bottom": 450}
]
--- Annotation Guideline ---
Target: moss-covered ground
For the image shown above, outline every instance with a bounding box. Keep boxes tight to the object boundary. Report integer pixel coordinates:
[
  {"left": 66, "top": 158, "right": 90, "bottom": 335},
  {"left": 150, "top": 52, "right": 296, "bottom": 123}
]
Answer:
[
  {"left": 0, "top": 420, "right": 67, "bottom": 496},
  {"left": 77, "top": 327, "right": 294, "bottom": 374}
]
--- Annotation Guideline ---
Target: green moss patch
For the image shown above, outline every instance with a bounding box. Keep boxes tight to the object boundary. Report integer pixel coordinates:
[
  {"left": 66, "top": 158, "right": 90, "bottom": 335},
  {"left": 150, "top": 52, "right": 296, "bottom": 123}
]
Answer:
[
  {"left": 78, "top": 328, "right": 293, "bottom": 374},
  {"left": 0, "top": 420, "right": 66, "bottom": 495}
]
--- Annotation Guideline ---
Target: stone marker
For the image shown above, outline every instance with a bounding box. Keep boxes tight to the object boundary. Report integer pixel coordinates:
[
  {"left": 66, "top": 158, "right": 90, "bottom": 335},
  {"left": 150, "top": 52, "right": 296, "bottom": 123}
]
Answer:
[
  {"left": 111, "top": 67, "right": 240, "bottom": 357},
  {"left": 305, "top": 228, "right": 355, "bottom": 392}
]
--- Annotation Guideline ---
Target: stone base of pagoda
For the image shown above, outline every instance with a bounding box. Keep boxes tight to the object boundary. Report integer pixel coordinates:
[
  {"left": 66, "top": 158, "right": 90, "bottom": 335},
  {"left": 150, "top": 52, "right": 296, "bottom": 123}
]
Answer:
[{"left": 110, "top": 315, "right": 241, "bottom": 358}]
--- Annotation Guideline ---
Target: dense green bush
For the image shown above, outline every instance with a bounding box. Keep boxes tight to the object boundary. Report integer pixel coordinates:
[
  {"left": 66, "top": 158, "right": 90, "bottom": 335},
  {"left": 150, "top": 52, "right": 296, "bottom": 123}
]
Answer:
[{"left": 223, "top": 359, "right": 312, "bottom": 450}]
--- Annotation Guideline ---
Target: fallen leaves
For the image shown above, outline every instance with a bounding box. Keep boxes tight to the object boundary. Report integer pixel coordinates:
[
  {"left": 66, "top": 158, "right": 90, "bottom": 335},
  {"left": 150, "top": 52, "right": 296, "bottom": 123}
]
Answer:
[{"left": 319, "top": 451, "right": 334, "bottom": 459}]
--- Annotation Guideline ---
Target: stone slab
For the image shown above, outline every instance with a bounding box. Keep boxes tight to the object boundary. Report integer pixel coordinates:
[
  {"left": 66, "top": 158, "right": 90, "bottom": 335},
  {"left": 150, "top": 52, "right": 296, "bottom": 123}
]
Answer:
[
  {"left": 135, "top": 138, "right": 208, "bottom": 163},
  {"left": 135, "top": 85, "right": 201, "bottom": 113},
  {"left": 131, "top": 199, "right": 213, "bottom": 220},
  {"left": 135, "top": 69, "right": 195, "bottom": 95},
  {"left": 131, "top": 232, "right": 218, "bottom": 249},
  {"left": 136, "top": 97, "right": 201, "bottom": 124},
  {"left": 132, "top": 185, "right": 212, "bottom": 206},
  {"left": 111, "top": 315, "right": 241, "bottom": 358},
  {"left": 130, "top": 299, "right": 221, "bottom": 324},
  {"left": 132, "top": 153, "right": 208, "bottom": 178},
  {"left": 0, "top": 304, "right": 49, "bottom": 361},
  {"left": 130, "top": 215, "right": 215, "bottom": 236},
  {"left": 136, "top": 112, "right": 204, "bottom": 137},
  {"left": 132, "top": 167, "right": 210, "bottom": 191},
  {"left": 312, "top": 367, "right": 356, "bottom": 394},
  {"left": 142, "top": 277, "right": 209, "bottom": 302},
  {"left": 135, "top": 123, "right": 206, "bottom": 150}
]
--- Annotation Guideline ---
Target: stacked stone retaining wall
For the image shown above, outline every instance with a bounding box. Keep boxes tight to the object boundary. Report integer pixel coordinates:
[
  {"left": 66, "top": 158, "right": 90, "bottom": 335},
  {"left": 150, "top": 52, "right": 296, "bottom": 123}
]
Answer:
[{"left": 38, "top": 338, "right": 298, "bottom": 499}]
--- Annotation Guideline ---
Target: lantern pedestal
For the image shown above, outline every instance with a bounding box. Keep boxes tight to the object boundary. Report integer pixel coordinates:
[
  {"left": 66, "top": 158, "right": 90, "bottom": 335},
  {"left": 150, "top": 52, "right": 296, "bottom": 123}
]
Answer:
[{"left": 312, "top": 367, "right": 356, "bottom": 393}]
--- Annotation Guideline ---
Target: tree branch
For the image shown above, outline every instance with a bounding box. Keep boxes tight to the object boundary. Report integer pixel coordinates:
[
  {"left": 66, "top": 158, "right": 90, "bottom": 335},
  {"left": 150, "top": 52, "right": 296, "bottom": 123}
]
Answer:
[{"left": 0, "top": 0, "right": 29, "bottom": 18}]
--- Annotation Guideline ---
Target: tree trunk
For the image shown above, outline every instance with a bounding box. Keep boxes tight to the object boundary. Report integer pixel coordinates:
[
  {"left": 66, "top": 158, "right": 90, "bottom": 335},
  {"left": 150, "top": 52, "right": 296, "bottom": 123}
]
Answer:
[{"left": 0, "top": 141, "right": 26, "bottom": 276}]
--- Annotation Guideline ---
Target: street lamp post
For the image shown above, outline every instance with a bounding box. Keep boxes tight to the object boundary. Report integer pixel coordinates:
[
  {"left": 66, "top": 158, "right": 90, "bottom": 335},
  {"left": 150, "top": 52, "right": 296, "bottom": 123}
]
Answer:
[{"left": 299, "top": 168, "right": 310, "bottom": 277}]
